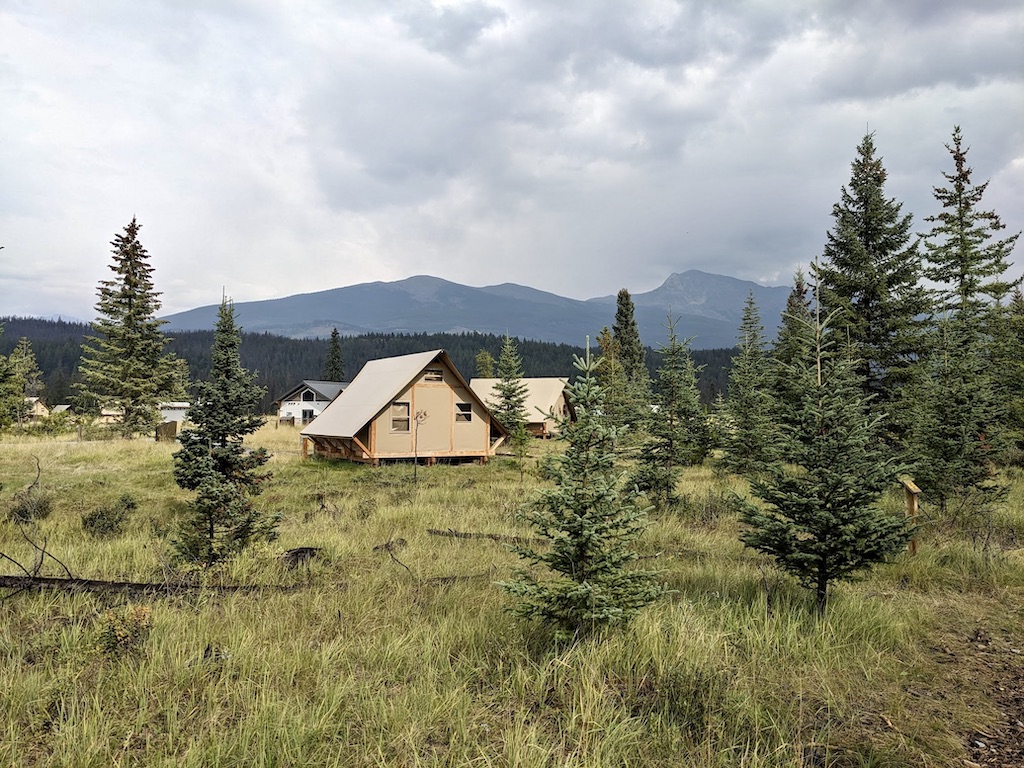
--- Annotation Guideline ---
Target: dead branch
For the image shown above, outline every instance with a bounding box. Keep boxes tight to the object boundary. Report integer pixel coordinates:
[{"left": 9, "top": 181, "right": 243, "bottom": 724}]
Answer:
[
  {"left": 18, "top": 525, "right": 74, "bottom": 578},
  {"left": 0, "top": 574, "right": 302, "bottom": 598},
  {"left": 426, "top": 527, "right": 546, "bottom": 546}
]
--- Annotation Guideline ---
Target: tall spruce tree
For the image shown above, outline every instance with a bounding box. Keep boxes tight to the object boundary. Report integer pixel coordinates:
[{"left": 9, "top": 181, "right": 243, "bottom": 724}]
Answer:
[
  {"left": 322, "top": 327, "right": 345, "bottom": 381},
  {"left": 594, "top": 326, "right": 632, "bottom": 432},
  {"left": 739, "top": 310, "right": 909, "bottom": 614},
  {"left": 907, "top": 313, "right": 1008, "bottom": 520},
  {"left": 499, "top": 345, "right": 666, "bottom": 637},
  {"left": 769, "top": 270, "right": 815, "bottom": 447},
  {"left": 488, "top": 335, "right": 529, "bottom": 432},
  {"left": 76, "top": 218, "right": 185, "bottom": 437},
  {"left": 173, "top": 299, "right": 277, "bottom": 566},
  {"left": 6, "top": 338, "right": 43, "bottom": 427},
  {"left": 922, "top": 126, "right": 1020, "bottom": 316},
  {"left": 0, "top": 328, "right": 18, "bottom": 430},
  {"left": 723, "top": 293, "right": 776, "bottom": 475},
  {"left": 633, "top": 315, "right": 711, "bottom": 508},
  {"left": 813, "top": 134, "right": 928, "bottom": 443},
  {"left": 611, "top": 288, "right": 652, "bottom": 429},
  {"left": 475, "top": 349, "right": 495, "bottom": 378}
]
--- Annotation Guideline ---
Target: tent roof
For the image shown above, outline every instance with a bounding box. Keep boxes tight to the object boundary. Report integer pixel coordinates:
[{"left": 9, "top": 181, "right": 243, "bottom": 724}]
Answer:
[{"left": 469, "top": 378, "right": 569, "bottom": 423}]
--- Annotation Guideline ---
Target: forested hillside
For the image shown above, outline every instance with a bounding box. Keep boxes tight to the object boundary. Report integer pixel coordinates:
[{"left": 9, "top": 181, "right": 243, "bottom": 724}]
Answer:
[{"left": 0, "top": 317, "right": 732, "bottom": 412}]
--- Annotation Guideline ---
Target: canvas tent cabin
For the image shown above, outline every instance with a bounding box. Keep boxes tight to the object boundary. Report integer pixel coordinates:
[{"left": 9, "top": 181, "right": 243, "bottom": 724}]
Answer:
[
  {"left": 469, "top": 378, "right": 573, "bottom": 438},
  {"left": 301, "top": 350, "right": 506, "bottom": 464},
  {"left": 24, "top": 397, "right": 50, "bottom": 423},
  {"left": 275, "top": 380, "right": 347, "bottom": 425}
]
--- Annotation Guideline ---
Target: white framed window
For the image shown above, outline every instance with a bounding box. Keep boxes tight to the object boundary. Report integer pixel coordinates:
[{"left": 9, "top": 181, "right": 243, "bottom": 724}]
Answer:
[
  {"left": 391, "top": 402, "right": 411, "bottom": 432},
  {"left": 302, "top": 390, "right": 316, "bottom": 401},
  {"left": 424, "top": 368, "right": 444, "bottom": 382},
  {"left": 455, "top": 402, "right": 472, "bottom": 422}
]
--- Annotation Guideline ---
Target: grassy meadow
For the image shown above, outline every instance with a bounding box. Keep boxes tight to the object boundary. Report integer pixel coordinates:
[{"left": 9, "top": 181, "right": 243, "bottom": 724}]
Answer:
[{"left": 1, "top": 423, "right": 1023, "bottom": 767}]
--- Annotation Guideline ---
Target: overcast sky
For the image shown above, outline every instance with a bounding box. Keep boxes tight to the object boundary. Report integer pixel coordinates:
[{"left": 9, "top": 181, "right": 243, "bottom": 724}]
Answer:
[{"left": 2, "top": 1, "right": 1022, "bottom": 321}]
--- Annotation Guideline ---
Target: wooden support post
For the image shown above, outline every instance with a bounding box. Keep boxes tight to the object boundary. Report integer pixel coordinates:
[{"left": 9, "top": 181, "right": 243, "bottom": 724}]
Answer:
[
  {"left": 901, "top": 477, "right": 921, "bottom": 555},
  {"left": 301, "top": 437, "right": 309, "bottom": 459}
]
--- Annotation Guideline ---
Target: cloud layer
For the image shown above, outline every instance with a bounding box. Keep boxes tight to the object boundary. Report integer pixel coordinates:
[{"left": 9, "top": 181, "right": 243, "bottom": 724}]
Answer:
[{"left": 2, "top": 0, "right": 1021, "bottom": 320}]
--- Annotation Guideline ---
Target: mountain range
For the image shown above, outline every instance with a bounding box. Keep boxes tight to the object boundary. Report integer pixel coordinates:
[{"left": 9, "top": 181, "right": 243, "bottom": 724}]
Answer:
[{"left": 161, "top": 270, "right": 792, "bottom": 349}]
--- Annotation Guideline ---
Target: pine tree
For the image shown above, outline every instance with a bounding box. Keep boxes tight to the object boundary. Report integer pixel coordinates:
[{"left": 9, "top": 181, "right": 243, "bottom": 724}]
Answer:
[
  {"left": 487, "top": 335, "right": 529, "bottom": 433},
  {"left": 0, "top": 328, "right": 19, "bottom": 430},
  {"left": 739, "top": 310, "right": 909, "bottom": 614},
  {"left": 813, "top": 134, "right": 929, "bottom": 442},
  {"left": 322, "top": 327, "right": 345, "bottom": 381},
  {"left": 594, "top": 326, "right": 631, "bottom": 432},
  {"left": 922, "top": 126, "right": 1021, "bottom": 315},
  {"left": 5, "top": 337, "right": 43, "bottom": 426},
  {"left": 768, "top": 270, "right": 814, "bottom": 440},
  {"left": 172, "top": 299, "right": 277, "bottom": 566},
  {"left": 906, "top": 313, "right": 1008, "bottom": 521},
  {"left": 76, "top": 218, "right": 185, "bottom": 437},
  {"left": 634, "top": 315, "right": 710, "bottom": 508},
  {"left": 721, "top": 293, "right": 776, "bottom": 474},
  {"left": 499, "top": 345, "right": 666, "bottom": 637},
  {"left": 612, "top": 288, "right": 652, "bottom": 429},
  {"left": 475, "top": 348, "right": 495, "bottom": 378}
]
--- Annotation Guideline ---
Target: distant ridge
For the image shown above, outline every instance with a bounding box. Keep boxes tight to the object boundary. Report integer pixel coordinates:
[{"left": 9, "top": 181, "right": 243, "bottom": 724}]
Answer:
[{"left": 161, "top": 270, "right": 791, "bottom": 349}]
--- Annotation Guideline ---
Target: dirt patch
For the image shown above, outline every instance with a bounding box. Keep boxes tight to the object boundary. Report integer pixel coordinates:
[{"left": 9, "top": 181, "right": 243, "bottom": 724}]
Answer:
[{"left": 960, "top": 625, "right": 1024, "bottom": 767}]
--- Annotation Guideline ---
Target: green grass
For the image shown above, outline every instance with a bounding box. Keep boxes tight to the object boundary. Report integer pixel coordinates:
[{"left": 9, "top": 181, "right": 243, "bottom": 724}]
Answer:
[{"left": 0, "top": 423, "right": 1021, "bottom": 766}]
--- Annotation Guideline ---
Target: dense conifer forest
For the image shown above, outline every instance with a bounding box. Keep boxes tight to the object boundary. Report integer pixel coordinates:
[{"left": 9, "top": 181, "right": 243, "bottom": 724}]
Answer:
[{"left": 0, "top": 316, "right": 732, "bottom": 412}]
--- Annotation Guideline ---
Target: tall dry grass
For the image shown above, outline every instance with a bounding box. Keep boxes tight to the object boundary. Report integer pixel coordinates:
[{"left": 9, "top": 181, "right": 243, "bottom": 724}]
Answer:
[{"left": 0, "top": 423, "right": 1020, "bottom": 766}]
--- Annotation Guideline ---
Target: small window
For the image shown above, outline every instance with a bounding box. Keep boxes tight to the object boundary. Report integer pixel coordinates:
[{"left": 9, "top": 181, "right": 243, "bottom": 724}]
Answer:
[
  {"left": 302, "top": 390, "right": 316, "bottom": 401},
  {"left": 455, "top": 403, "right": 472, "bottom": 422},
  {"left": 424, "top": 368, "right": 444, "bottom": 382},
  {"left": 301, "top": 409, "right": 314, "bottom": 424},
  {"left": 391, "top": 402, "right": 411, "bottom": 432}
]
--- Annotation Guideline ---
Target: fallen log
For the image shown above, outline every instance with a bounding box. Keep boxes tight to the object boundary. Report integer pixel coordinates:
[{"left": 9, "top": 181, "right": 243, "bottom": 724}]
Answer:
[
  {"left": 0, "top": 574, "right": 302, "bottom": 597},
  {"left": 426, "top": 528, "right": 546, "bottom": 546}
]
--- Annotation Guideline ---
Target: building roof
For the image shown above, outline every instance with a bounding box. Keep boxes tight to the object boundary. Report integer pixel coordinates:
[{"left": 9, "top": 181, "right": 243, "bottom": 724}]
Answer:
[
  {"left": 302, "top": 350, "right": 503, "bottom": 439},
  {"left": 469, "top": 378, "right": 570, "bottom": 423},
  {"left": 275, "top": 380, "right": 348, "bottom": 404}
]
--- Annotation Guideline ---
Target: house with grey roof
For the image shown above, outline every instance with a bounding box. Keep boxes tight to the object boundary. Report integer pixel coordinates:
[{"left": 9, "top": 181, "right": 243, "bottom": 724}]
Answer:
[
  {"left": 275, "top": 380, "right": 348, "bottom": 424},
  {"left": 301, "top": 350, "right": 506, "bottom": 464}
]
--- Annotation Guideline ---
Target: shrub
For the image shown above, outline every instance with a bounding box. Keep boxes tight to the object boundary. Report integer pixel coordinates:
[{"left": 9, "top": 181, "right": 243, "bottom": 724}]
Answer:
[
  {"left": 94, "top": 604, "right": 153, "bottom": 658},
  {"left": 81, "top": 494, "right": 137, "bottom": 538},
  {"left": 7, "top": 488, "right": 53, "bottom": 523}
]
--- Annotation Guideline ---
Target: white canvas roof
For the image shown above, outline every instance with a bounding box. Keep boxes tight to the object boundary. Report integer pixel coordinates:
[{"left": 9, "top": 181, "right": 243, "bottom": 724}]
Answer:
[{"left": 469, "top": 378, "right": 569, "bottom": 423}]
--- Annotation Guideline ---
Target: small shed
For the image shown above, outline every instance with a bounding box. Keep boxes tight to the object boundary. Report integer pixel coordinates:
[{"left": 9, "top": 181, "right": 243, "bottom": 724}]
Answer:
[
  {"left": 301, "top": 350, "right": 506, "bottom": 464},
  {"left": 275, "top": 380, "right": 347, "bottom": 424},
  {"left": 469, "top": 378, "right": 574, "bottom": 438}
]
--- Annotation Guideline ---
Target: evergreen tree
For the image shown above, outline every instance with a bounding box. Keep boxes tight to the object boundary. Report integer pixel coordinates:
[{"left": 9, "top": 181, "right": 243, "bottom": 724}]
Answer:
[
  {"left": 633, "top": 315, "right": 710, "bottom": 508},
  {"left": 475, "top": 348, "right": 495, "bottom": 378},
  {"left": 173, "top": 299, "right": 277, "bottom": 566},
  {"left": 0, "top": 328, "right": 19, "bottom": 430},
  {"left": 722, "top": 293, "right": 776, "bottom": 475},
  {"left": 769, "top": 270, "right": 815, "bottom": 448},
  {"left": 76, "top": 218, "right": 185, "bottom": 437},
  {"left": 594, "top": 326, "right": 632, "bottom": 432},
  {"left": 4, "top": 337, "right": 43, "bottom": 426},
  {"left": 813, "top": 134, "right": 929, "bottom": 442},
  {"left": 739, "top": 310, "right": 910, "bottom": 614},
  {"left": 322, "top": 327, "right": 345, "bottom": 381},
  {"left": 487, "top": 335, "right": 529, "bottom": 432},
  {"left": 500, "top": 345, "right": 666, "bottom": 637},
  {"left": 612, "top": 288, "right": 652, "bottom": 429},
  {"left": 922, "top": 126, "right": 1021, "bottom": 316},
  {"left": 906, "top": 313, "right": 1008, "bottom": 520}
]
